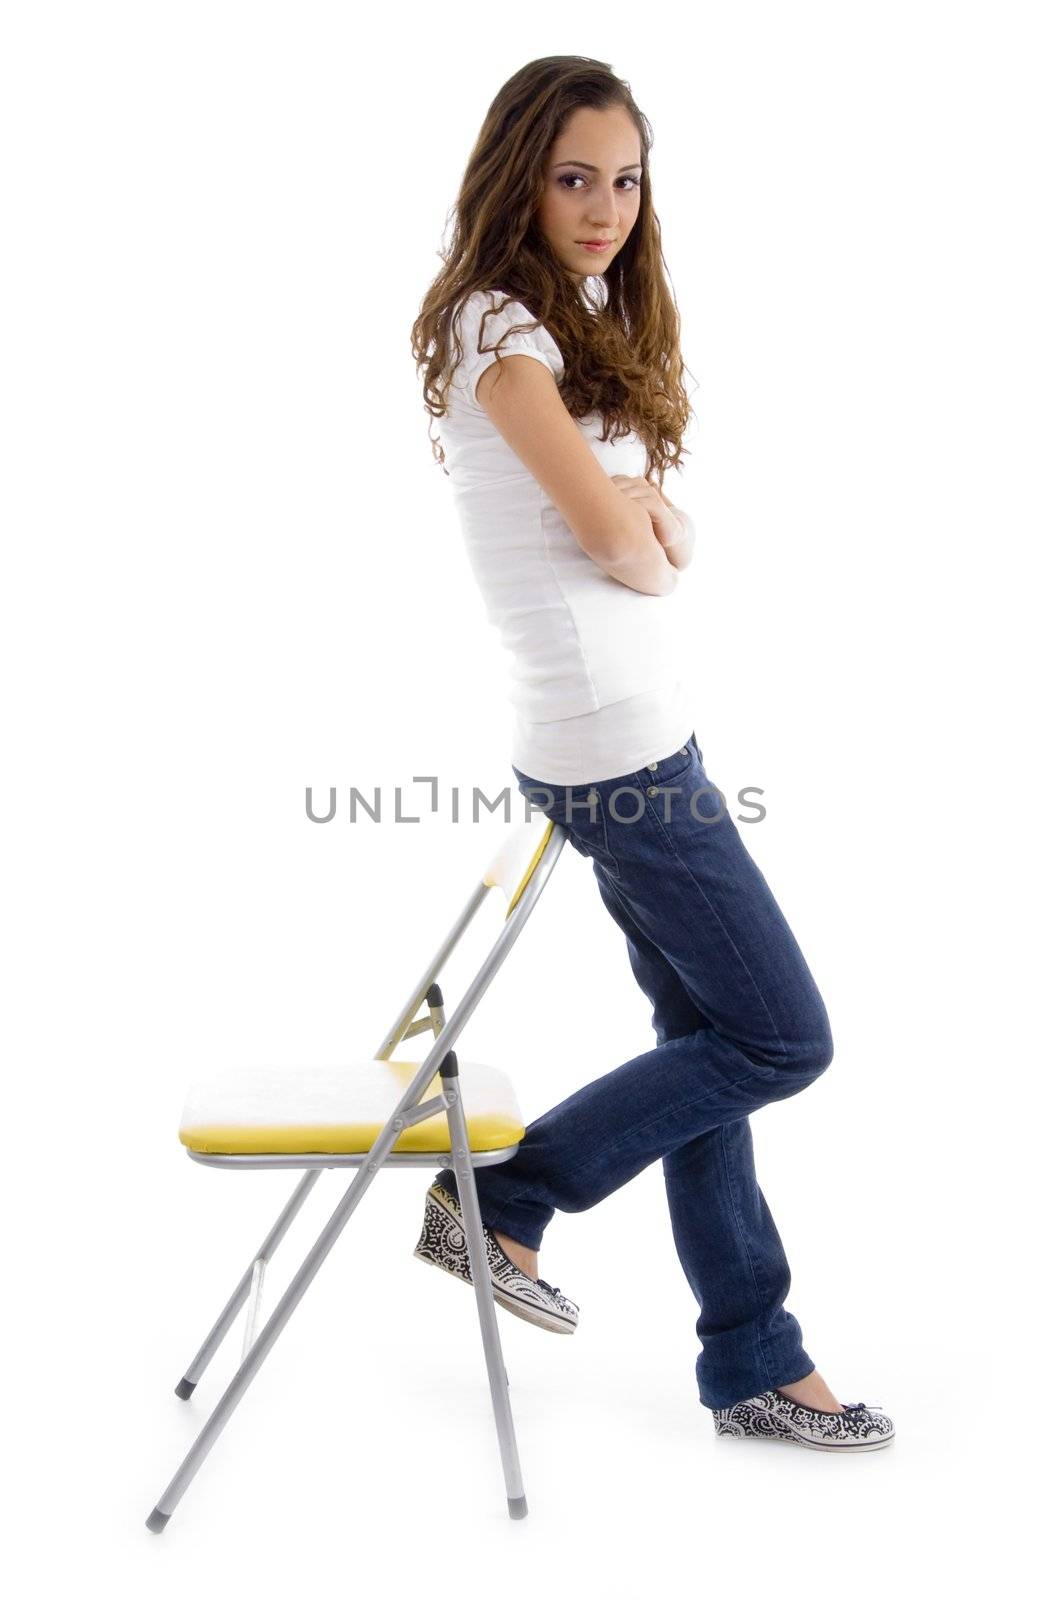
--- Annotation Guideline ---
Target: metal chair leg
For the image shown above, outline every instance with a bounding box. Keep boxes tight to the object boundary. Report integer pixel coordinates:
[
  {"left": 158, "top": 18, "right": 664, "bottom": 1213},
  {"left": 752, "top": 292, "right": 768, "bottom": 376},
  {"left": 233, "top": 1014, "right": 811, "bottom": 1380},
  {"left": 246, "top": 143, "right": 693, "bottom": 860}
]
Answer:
[
  {"left": 444, "top": 1074, "right": 528, "bottom": 1519},
  {"left": 173, "top": 1170, "right": 321, "bottom": 1399},
  {"left": 147, "top": 1132, "right": 397, "bottom": 1531}
]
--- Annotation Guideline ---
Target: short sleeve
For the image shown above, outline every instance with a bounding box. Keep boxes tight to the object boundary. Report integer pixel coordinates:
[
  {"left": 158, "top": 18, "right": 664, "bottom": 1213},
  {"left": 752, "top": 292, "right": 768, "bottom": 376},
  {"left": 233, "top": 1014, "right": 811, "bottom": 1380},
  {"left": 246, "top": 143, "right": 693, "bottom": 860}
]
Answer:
[{"left": 449, "top": 290, "right": 564, "bottom": 409}]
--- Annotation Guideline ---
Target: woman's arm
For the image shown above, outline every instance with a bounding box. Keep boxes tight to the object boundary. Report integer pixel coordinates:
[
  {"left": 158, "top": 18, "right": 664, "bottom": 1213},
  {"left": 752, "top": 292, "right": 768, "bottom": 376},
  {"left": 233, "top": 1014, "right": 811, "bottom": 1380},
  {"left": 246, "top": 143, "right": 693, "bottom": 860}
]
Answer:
[
  {"left": 475, "top": 357, "right": 678, "bottom": 596},
  {"left": 609, "top": 476, "right": 696, "bottom": 571}
]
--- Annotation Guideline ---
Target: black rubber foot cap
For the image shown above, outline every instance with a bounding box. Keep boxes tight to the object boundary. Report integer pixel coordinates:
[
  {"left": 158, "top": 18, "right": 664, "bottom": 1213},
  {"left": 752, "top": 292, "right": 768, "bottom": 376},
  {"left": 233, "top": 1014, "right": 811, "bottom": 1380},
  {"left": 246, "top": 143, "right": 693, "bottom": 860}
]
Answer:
[
  {"left": 508, "top": 1494, "right": 528, "bottom": 1519},
  {"left": 174, "top": 1377, "right": 197, "bottom": 1400},
  {"left": 145, "top": 1508, "right": 171, "bottom": 1534}
]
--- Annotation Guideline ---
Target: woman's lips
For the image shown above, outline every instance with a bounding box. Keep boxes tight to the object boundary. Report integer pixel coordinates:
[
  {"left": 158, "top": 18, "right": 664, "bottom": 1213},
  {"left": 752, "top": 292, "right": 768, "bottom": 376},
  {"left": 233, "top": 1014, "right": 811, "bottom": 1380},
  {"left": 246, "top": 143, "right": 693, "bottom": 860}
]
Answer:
[{"left": 578, "top": 240, "right": 612, "bottom": 253}]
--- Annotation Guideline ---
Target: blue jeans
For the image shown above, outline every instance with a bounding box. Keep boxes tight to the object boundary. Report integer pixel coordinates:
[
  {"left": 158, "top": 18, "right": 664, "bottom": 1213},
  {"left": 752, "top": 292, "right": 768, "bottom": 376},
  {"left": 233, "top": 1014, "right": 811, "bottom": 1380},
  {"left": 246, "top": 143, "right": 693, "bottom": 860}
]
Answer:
[{"left": 433, "top": 730, "right": 833, "bottom": 1410}]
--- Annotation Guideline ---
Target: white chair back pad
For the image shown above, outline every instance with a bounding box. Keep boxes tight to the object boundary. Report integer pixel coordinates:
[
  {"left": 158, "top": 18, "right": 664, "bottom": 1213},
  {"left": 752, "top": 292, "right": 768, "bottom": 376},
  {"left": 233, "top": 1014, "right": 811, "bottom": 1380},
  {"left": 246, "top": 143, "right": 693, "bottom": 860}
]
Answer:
[{"left": 482, "top": 812, "right": 552, "bottom": 913}]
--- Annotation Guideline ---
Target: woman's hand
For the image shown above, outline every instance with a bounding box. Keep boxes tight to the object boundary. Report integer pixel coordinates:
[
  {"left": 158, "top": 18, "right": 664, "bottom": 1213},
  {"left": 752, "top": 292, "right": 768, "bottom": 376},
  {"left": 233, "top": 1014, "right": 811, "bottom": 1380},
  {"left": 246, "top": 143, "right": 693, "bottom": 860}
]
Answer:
[
  {"left": 609, "top": 475, "right": 682, "bottom": 546},
  {"left": 609, "top": 475, "right": 696, "bottom": 570}
]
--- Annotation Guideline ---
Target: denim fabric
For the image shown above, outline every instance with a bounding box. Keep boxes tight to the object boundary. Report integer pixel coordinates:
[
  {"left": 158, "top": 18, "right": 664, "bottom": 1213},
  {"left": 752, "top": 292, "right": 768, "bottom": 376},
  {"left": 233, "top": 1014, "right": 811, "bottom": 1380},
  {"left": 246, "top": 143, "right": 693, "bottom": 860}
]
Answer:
[{"left": 433, "top": 729, "right": 833, "bottom": 1410}]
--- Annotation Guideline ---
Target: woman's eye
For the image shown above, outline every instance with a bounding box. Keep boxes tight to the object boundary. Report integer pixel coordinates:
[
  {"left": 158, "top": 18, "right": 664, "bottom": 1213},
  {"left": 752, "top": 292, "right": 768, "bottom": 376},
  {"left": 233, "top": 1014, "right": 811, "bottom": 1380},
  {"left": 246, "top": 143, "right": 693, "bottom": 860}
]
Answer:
[{"left": 558, "top": 173, "right": 641, "bottom": 191}]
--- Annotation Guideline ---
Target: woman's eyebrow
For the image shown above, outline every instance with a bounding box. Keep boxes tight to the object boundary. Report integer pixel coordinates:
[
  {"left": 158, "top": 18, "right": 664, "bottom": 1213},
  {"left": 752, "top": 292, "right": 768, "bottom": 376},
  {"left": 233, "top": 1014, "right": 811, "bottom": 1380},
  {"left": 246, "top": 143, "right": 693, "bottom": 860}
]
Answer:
[{"left": 551, "top": 160, "right": 642, "bottom": 173}]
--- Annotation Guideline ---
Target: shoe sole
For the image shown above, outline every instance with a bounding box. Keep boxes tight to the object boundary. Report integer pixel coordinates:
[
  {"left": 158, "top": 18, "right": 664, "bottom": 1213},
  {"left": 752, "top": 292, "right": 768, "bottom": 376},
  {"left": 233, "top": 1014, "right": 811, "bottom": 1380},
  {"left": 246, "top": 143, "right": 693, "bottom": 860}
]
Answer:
[
  {"left": 793, "top": 1434, "right": 894, "bottom": 1451},
  {"left": 715, "top": 1415, "right": 895, "bottom": 1451},
  {"left": 717, "top": 1430, "right": 894, "bottom": 1452},
  {"left": 412, "top": 1244, "right": 576, "bottom": 1335}
]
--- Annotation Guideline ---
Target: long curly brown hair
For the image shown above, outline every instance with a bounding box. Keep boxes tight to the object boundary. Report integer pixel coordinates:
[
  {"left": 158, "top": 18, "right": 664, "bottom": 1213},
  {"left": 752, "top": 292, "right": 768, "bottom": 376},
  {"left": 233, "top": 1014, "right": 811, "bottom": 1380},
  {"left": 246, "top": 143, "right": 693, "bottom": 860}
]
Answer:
[{"left": 410, "top": 55, "right": 694, "bottom": 487}]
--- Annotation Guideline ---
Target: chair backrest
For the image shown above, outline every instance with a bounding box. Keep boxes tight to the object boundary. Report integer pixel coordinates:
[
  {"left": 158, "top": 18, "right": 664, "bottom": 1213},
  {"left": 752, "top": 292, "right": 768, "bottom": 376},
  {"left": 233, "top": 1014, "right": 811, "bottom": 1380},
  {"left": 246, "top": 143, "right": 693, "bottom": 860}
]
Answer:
[
  {"left": 482, "top": 809, "right": 555, "bottom": 919},
  {"left": 371, "top": 805, "right": 562, "bottom": 1066}
]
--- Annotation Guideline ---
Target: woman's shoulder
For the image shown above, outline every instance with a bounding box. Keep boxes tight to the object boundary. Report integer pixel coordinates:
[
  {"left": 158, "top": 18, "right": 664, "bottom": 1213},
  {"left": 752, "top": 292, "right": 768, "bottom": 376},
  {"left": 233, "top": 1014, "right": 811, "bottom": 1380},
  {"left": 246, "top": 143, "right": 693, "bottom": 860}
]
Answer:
[
  {"left": 455, "top": 287, "right": 557, "bottom": 343},
  {"left": 448, "top": 287, "right": 564, "bottom": 405},
  {"left": 458, "top": 285, "right": 534, "bottom": 315}
]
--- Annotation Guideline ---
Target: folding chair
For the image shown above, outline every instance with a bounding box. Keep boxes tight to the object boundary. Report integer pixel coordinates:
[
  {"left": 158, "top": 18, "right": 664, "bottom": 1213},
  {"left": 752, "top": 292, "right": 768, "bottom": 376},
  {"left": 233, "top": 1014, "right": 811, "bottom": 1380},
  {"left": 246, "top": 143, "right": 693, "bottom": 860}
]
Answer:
[{"left": 145, "top": 807, "right": 565, "bottom": 1533}]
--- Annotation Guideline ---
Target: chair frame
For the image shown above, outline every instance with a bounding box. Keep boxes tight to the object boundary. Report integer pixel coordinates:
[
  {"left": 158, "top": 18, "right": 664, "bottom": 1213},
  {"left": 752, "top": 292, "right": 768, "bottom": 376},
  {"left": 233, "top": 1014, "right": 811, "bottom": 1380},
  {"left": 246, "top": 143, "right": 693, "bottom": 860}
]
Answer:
[{"left": 146, "top": 816, "right": 566, "bottom": 1533}]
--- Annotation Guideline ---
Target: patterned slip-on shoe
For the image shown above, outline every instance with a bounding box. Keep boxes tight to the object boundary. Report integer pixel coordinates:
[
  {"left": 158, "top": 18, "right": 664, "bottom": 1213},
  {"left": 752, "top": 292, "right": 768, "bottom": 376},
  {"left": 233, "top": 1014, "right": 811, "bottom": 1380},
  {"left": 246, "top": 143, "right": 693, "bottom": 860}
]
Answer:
[
  {"left": 413, "top": 1181, "right": 579, "bottom": 1335},
  {"left": 712, "top": 1388, "right": 895, "bottom": 1451}
]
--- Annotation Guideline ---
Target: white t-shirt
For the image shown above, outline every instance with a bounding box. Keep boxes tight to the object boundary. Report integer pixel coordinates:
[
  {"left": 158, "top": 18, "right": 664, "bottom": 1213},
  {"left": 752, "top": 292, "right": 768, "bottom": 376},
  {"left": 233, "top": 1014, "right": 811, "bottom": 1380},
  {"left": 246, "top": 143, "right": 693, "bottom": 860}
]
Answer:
[{"left": 435, "top": 287, "right": 695, "bottom": 785}]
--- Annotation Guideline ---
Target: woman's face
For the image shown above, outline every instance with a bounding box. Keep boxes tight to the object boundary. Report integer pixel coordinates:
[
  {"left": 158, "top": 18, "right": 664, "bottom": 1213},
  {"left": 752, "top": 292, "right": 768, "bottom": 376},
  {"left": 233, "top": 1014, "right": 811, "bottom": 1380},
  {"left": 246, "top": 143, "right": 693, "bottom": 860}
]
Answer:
[{"left": 536, "top": 104, "right": 643, "bottom": 283}]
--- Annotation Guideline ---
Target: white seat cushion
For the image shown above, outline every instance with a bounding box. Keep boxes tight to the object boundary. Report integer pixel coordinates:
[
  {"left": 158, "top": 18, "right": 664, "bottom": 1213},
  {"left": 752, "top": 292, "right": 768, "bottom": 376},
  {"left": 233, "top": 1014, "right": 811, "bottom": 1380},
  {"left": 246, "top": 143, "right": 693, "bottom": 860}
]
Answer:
[{"left": 179, "top": 1059, "right": 525, "bottom": 1156}]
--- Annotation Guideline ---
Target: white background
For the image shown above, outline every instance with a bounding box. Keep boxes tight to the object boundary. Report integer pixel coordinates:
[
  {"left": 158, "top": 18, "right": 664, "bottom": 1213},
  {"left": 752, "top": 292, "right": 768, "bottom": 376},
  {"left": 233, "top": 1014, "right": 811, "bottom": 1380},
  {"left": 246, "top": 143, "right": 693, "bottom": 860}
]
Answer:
[{"left": 2, "top": 1, "right": 1059, "bottom": 1593}]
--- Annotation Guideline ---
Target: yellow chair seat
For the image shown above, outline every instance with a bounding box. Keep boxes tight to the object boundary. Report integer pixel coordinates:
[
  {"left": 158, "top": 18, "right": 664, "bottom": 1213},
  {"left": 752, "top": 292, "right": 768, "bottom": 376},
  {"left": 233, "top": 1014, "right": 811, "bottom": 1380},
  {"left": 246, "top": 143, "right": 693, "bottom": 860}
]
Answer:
[{"left": 179, "top": 1059, "right": 526, "bottom": 1156}]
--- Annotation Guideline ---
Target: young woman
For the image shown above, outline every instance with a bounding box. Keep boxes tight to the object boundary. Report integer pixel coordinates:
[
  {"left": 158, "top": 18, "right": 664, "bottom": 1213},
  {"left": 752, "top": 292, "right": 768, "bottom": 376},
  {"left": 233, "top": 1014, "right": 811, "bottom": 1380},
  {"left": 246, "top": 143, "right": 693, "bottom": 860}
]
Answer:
[{"left": 409, "top": 56, "right": 894, "bottom": 1452}]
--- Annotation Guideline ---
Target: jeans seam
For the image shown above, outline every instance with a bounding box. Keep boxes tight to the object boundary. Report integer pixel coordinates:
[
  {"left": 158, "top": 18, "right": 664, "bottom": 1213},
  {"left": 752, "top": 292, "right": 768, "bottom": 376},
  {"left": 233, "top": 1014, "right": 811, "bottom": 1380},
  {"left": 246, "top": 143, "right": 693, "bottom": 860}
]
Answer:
[
  {"left": 721, "top": 1126, "right": 773, "bottom": 1393},
  {"left": 593, "top": 806, "right": 621, "bottom": 877}
]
